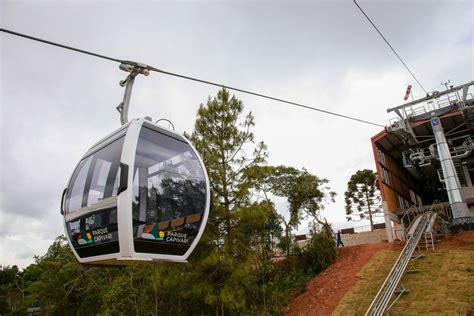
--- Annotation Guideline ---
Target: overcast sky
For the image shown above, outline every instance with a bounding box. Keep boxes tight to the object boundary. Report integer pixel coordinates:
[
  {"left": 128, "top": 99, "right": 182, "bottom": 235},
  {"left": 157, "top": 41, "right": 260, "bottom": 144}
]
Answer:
[{"left": 1, "top": 0, "right": 472, "bottom": 268}]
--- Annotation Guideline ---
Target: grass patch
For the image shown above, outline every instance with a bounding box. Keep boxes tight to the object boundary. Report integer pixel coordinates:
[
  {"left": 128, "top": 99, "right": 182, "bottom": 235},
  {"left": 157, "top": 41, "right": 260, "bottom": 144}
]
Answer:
[{"left": 332, "top": 250, "right": 474, "bottom": 315}]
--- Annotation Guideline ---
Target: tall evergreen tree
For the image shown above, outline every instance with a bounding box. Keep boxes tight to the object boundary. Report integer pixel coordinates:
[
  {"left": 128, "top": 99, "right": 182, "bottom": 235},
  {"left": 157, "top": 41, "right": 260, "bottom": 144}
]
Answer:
[
  {"left": 344, "top": 169, "right": 382, "bottom": 231},
  {"left": 188, "top": 88, "right": 267, "bottom": 244},
  {"left": 186, "top": 88, "right": 269, "bottom": 313}
]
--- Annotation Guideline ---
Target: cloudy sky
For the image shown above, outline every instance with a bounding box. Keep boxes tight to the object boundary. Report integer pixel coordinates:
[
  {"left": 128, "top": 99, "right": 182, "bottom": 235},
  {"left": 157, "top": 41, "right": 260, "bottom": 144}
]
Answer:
[{"left": 1, "top": 0, "right": 472, "bottom": 268}]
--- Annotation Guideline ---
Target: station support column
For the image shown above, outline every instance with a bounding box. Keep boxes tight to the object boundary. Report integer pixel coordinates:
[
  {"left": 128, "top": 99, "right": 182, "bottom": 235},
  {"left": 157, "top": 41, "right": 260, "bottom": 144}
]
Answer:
[
  {"left": 382, "top": 201, "right": 394, "bottom": 242},
  {"left": 431, "top": 116, "right": 470, "bottom": 223}
]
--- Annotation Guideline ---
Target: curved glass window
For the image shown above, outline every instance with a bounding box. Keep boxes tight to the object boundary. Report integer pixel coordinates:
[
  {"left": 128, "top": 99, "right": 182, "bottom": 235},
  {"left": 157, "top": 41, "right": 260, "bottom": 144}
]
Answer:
[
  {"left": 133, "top": 127, "right": 207, "bottom": 255},
  {"left": 64, "top": 137, "right": 124, "bottom": 213},
  {"left": 67, "top": 157, "right": 92, "bottom": 213}
]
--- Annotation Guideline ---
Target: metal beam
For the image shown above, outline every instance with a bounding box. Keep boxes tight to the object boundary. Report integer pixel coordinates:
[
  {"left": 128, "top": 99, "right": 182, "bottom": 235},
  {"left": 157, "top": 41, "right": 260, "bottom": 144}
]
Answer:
[{"left": 387, "top": 81, "right": 474, "bottom": 116}]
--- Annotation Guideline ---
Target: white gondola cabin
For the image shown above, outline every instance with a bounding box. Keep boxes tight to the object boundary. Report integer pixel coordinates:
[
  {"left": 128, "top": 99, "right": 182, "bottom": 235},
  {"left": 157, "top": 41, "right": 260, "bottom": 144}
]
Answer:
[{"left": 61, "top": 118, "right": 210, "bottom": 264}]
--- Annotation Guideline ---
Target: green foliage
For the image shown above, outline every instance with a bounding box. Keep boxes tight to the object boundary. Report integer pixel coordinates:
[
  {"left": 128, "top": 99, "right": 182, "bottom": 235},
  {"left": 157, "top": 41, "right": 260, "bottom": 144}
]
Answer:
[
  {"left": 249, "top": 165, "right": 336, "bottom": 225},
  {"left": 0, "top": 265, "right": 21, "bottom": 314},
  {"left": 344, "top": 169, "right": 382, "bottom": 230},
  {"left": 188, "top": 88, "right": 267, "bottom": 212},
  {"left": 102, "top": 275, "right": 136, "bottom": 315},
  {"left": 2, "top": 88, "right": 338, "bottom": 315},
  {"left": 248, "top": 165, "right": 336, "bottom": 257},
  {"left": 301, "top": 222, "right": 337, "bottom": 274}
]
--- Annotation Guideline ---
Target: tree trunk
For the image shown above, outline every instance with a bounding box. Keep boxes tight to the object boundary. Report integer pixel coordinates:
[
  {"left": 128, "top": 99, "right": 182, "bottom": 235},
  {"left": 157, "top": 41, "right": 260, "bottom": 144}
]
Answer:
[
  {"left": 261, "top": 234, "right": 267, "bottom": 312},
  {"left": 366, "top": 192, "right": 374, "bottom": 231},
  {"left": 221, "top": 146, "right": 231, "bottom": 240},
  {"left": 155, "top": 287, "right": 158, "bottom": 316}
]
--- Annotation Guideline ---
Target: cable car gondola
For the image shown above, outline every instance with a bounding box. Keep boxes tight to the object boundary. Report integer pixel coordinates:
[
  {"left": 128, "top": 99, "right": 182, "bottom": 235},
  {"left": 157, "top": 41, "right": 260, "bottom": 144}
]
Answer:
[{"left": 60, "top": 63, "right": 210, "bottom": 265}]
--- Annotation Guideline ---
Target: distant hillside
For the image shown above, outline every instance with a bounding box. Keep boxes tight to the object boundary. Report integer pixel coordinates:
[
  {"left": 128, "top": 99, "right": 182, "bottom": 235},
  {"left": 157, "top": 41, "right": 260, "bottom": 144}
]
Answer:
[
  {"left": 285, "top": 231, "right": 474, "bottom": 316},
  {"left": 333, "top": 231, "right": 474, "bottom": 315},
  {"left": 285, "top": 242, "right": 402, "bottom": 315}
]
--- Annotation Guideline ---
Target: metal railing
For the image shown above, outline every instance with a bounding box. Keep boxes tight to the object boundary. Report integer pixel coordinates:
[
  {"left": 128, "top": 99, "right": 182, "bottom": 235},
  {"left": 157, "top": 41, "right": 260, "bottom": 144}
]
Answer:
[
  {"left": 401, "top": 135, "right": 473, "bottom": 172},
  {"left": 365, "top": 201, "right": 443, "bottom": 315},
  {"left": 387, "top": 81, "right": 474, "bottom": 122},
  {"left": 400, "top": 201, "right": 451, "bottom": 234},
  {"left": 400, "top": 204, "right": 423, "bottom": 230}
]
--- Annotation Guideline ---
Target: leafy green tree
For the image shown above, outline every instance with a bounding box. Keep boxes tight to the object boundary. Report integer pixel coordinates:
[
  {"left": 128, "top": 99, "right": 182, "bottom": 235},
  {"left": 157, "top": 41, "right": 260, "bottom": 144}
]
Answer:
[
  {"left": 0, "top": 265, "right": 22, "bottom": 314},
  {"left": 19, "top": 236, "right": 112, "bottom": 315},
  {"left": 249, "top": 165, "right": 336, "bottom": 256},
  {"left": 25, "top": 236, "right": 88, "bottom": 314},
  {"left": 302, "top": 220, "right": 337, "bottom": 274},
  {"left": 344, "top": 169, "right": 382, "bottom": 231},
  {"left": 102, "top": 275, "right": 137, "bottom": 315}
]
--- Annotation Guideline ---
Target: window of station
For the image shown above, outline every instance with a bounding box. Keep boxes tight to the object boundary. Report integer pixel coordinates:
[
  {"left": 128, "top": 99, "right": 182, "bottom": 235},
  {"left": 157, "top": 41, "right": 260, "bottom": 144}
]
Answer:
[
  {"left": 381, "top": 166, "right": 391, "bottom": 186},
  {"left": 409, "top": 189, "right": 416, "bottom": 204},
  {"left": 397, "top": 194, "right": 411, "bottom": 210},
  {"left": 416, "top": 195, "right": 423, "bottom": 207},
  {"left": 377, "top": 148, "right": 387, "bottom": 166}
]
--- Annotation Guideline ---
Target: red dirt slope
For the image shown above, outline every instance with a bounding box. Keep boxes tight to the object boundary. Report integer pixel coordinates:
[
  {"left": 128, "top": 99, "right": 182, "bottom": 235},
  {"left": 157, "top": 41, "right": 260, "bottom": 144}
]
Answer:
[
  {"left": 436, "top": 230, "right": 474, "bottom": 250},
  {"left": 285, "top": 242, "right": 401, "bottom": 316}
]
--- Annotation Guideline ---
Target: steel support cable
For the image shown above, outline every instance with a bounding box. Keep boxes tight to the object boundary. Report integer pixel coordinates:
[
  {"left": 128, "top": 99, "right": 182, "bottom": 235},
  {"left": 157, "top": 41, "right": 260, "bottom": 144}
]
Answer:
[
  {"left": 1, "top": 27, "right": 385, "bottom": 128},
  {"left": 353, "top": 1, "right": 428, "bottom": 95},
  {"left": 147, "top": 65, "right": 385, "bottom": 127},
  {"left": 0, "top": 28, "right": 122, "bottom": 63}
]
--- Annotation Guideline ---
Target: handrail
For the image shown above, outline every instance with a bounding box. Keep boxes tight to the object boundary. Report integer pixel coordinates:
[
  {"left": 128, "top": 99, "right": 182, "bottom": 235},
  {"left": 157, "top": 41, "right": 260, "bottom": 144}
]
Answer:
[
  {"left": 401, "top": 200, "right": 452, "bottom": 236},
  {"left": 365, "top": 201, "right": 441, "bottom": 315},
  {"left": 400, "top": 203, "right": 423, "bottom": 234}
]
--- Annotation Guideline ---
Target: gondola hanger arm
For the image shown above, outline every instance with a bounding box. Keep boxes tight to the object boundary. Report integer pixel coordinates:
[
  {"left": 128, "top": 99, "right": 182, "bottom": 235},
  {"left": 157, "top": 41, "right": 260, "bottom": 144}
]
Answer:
[{"left": 116, "top": 62, "right": 150, "bottom": 125}]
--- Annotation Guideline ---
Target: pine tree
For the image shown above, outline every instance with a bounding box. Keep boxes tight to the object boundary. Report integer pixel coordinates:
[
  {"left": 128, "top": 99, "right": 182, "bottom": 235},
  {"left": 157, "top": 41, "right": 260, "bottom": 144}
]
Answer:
[
  {"left": 188, "top": 88, "right": 267, "bottom": 244},
  {"left": 186, "top": 88, "right": 269, "bottom": 313},
  {"left": 344, "top": 169, "right": 382, "bottom": 231}
]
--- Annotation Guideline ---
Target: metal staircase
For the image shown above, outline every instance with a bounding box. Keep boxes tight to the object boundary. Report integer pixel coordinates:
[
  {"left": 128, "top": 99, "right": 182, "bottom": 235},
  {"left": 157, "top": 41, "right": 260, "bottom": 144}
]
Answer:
[
  {"left": 365, "top": 202, "right": 441, "bottom": 316},
  {"left": 421, "top": 231, "right": 435, "bottom": 251}
]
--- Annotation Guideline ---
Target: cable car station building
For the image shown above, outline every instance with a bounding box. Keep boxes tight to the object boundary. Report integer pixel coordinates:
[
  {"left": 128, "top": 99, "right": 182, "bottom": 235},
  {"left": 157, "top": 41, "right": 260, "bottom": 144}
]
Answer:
[{"left": 371, "top": 81, "right": 474, "bottom": 241}]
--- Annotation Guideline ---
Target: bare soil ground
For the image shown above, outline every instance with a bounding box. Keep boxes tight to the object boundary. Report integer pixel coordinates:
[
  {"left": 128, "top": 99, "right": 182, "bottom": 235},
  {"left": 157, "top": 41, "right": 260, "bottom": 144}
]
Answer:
[
  {"left": 284, "top": 242, "right": 402, "bottom": 316},
  {"left": 436, "top": 230, "right": 474, "bottom": 250},
  {"left": 284, "top": 231, "right": 474, "bottom": 316}
]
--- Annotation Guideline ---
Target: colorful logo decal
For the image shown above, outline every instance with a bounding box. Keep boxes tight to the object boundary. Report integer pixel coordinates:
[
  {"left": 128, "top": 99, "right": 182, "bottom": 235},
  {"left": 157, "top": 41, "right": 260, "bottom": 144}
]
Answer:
[
  {"left": 157, "top": 230, "right": 165, "bottom": 241},
  {"left": 77, "top": 229, "right": 93, "bottom": 245},
  {"left": 142, "top": 224, "right": 166, "bottom": 241}
]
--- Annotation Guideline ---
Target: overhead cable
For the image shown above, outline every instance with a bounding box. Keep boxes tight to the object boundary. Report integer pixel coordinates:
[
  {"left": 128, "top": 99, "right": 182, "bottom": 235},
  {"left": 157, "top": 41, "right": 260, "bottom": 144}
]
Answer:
[
  {"left": 0, "top": 28, "right": 122, "bottom": 64},
  {"left": 353, "top": 0, "right": 428, "bottom": 95},
  {"left": 0, "top": 27, "right": 385, "bottom": 128}
]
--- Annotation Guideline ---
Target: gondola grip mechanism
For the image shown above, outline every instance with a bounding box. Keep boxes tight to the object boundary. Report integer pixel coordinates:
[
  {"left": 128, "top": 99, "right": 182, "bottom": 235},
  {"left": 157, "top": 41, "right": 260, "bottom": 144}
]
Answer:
[{"left": 116, "top": 62, "right": 150, "bottom": 126}]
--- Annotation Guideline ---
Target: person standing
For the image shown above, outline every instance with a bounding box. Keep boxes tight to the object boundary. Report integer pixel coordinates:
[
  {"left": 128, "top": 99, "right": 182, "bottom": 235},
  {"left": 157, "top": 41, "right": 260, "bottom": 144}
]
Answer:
[{"left": 336, "top": 230, "right": 344, "bottom": 248}]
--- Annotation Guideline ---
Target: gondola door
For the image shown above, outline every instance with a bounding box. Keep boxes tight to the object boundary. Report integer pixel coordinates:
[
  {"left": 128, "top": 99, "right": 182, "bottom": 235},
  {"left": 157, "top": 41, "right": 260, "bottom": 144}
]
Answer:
[
  {"left": 62, "top": 129, "right": 128, "bottom": 263},
  {"left": 130, "top": 122, "right": 210, "bottom": 261}
]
